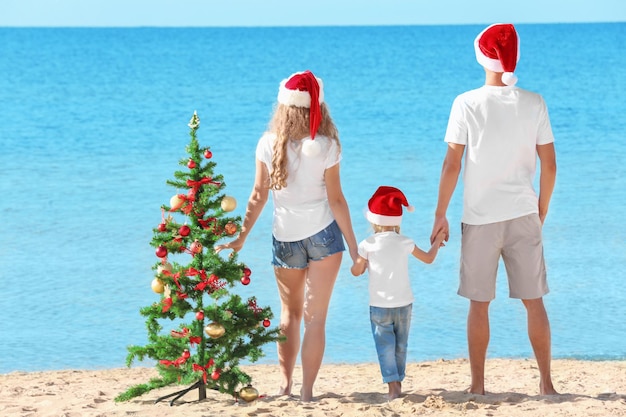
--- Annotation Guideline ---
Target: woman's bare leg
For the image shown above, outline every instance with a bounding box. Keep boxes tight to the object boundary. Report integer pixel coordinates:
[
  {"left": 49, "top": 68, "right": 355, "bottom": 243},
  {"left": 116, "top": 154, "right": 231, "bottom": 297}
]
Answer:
[
  {"left": 300, "top": 252, "right": 342, "bottom": 401},
  {"left": 274, "top": 266, "right": 306, "bottom": 396}
]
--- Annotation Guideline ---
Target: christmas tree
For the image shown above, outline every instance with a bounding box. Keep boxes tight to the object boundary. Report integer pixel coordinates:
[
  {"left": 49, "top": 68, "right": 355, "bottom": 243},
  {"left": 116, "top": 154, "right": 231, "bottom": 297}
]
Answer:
[{"left": 115, "top": 111, "right": 282, "bottom": 405}]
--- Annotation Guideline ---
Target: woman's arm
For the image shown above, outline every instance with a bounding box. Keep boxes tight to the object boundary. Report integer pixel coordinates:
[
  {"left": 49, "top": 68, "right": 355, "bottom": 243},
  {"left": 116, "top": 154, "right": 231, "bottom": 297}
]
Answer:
[
  {"left": 215, "top": 158, "right": 269, "bottom": 253},
  {"left": 324, "top": 163, "right": 359, "bottom": 263}
]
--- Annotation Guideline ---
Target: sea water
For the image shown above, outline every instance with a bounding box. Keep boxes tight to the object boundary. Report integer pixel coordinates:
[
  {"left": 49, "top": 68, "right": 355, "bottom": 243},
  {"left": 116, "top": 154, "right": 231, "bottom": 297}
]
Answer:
[{"left": 0, "top": 23, "right": 624, "bottom": 373}]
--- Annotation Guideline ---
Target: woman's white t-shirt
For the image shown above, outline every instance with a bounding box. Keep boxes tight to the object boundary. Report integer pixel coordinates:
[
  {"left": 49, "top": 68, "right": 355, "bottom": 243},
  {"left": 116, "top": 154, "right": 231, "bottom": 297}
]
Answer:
[{"left": 256, "top": 133, "right": 341, "bottom": 242}]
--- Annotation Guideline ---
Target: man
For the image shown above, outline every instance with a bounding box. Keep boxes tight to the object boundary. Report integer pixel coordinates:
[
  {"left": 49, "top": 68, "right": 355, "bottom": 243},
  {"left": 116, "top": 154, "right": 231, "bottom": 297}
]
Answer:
[{"left": 431, "top": 23, "right": 558, "bottom": 396}]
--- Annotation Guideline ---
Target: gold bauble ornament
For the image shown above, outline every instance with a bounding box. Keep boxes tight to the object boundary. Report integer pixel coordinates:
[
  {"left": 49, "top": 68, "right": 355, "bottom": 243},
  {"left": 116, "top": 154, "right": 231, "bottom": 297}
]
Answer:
[
  {"left": 204, "top": 322, "right": 226, "bottom": 339},
  {"left": 220, "top": 196, "right": 237, "bottom": 212},
  {"left": 151, "top": 278, "right": 165, "bottom": 293},
  {"left": 239, "top": 384, "right": 259, "bottom": 402},
  {"left": 157, "top": 262, "right": 173, "bottom": 275},
  {"left": 170, "top": 194, "right": 185, "bottom": 211}
]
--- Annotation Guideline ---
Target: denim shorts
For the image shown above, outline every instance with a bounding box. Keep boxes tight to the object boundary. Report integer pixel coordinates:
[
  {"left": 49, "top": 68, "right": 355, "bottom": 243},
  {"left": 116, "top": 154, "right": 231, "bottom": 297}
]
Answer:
[{"left": 272, "top": 220, "right": 345, "bottom": 269}]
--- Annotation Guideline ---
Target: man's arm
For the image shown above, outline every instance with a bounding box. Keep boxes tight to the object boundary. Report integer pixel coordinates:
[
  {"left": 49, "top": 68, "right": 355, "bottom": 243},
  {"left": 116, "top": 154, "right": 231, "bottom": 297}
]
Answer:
[
  {"left": 431, "top": 143, "right": 465, "bottom": 243},
  {"left": 536, "top": 143, "right": 557, "bottom": 224}
]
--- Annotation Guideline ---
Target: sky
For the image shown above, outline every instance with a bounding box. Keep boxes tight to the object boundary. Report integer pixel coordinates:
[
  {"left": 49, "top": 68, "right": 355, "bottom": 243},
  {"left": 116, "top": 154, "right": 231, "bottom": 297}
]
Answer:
[{"left": 1, "top": 0, "right": 625, "bottom": 27}]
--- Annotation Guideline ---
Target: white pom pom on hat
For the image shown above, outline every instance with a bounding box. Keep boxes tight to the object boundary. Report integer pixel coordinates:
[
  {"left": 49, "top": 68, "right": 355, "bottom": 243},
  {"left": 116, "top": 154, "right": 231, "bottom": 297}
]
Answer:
[
  {"left": 301, "top": 139, "right": 321, "bottom": 157},
  {"left": 474, "top": 23, "right": 520, "bottom": 86},
  {"left": 277, "top": 70, "right": 324, "bottom": 157},
  {"left": 365, "top": 186, "right": 414, "bottom": 227}
]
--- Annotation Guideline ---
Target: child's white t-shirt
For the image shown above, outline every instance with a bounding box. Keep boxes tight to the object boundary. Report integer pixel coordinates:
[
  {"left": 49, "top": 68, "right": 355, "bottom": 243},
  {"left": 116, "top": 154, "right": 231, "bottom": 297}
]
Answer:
[
  {"left": 444, "top": 85, "right": 554, "bottom": 225},
  {"left": 358, "top": 231, "right": 416, "bottom": 308},
  {"left": 256, "top": 132, "right": 341, "bottom": 242}
]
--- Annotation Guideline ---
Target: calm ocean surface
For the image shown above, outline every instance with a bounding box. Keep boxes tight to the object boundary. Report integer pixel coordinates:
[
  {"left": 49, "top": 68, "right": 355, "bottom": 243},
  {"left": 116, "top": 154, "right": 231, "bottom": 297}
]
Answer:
[{"left": 0, "top": 23, "right": 624, "bottom": 373}]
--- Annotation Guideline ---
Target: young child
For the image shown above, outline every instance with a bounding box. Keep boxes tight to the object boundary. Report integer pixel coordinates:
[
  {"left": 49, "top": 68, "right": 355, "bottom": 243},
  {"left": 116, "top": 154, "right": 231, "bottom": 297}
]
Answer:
[{"left": 351, "top": 186, "right": 445, "bottom": 400}]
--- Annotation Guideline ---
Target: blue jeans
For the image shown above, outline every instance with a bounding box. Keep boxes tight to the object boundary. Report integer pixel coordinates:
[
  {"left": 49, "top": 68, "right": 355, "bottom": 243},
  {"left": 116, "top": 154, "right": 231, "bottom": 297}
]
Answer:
[
  {"left": 370, "top": 304, "right": 412, "bottom": 383},
  {"left": 271, "top": 220, "right": 345, "bottom": 269}
]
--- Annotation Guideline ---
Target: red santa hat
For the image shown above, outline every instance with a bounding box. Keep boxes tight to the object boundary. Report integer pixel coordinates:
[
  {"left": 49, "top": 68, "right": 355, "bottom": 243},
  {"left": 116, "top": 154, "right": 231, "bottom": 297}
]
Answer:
[
  {"left": 365, "top": 186, "right": 414, "bottom": 226},
  {"left": 277, "top": 70, "right": 325, "bottom": 156},
  {"left": 474, "top": 23, "right": 520, "bottom": 86}
]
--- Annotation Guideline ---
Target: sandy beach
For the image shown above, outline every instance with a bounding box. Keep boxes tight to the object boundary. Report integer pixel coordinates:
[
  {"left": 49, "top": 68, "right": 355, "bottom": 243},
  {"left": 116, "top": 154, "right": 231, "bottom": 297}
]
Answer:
[{"left": 1, "top": 358, "right": 625, "bottom": 416}]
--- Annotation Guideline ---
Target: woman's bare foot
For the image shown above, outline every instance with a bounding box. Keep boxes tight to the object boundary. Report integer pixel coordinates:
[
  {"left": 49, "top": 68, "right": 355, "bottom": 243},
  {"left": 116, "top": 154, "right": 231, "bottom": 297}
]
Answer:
[
  {"left": 387, "top": 381, "right": 402, "bottom": 400},
  {"left": 277, "top": 381, "right": 292, "bottom": 396}
]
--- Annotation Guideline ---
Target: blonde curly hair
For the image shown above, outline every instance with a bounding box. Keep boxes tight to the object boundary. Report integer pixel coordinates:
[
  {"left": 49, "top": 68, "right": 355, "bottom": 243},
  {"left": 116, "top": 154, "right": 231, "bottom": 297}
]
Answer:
[{"left": 267, "top": 103, "right": 340, "bottom": 190}]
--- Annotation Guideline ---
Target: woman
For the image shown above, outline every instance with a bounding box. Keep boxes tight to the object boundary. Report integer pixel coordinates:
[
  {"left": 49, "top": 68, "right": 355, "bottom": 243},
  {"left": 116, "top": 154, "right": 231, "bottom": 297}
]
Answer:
[{"left": 215, "top": 70, "right": 358, "bottom": 401}]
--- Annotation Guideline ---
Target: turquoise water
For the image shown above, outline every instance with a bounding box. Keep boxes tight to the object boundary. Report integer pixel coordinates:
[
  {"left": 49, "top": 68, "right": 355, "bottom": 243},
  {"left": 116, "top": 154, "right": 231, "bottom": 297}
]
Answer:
[{"left": 0, "top": 23, "right": 624, "bottom": 373}]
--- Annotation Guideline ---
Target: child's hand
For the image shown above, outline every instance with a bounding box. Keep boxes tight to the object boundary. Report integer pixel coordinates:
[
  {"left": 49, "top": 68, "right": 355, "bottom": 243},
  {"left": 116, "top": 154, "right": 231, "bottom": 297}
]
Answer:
[
  {"left": 350, "top": 257, "right": 367, "bottom": 276},
  {"left": 435, "top": 230, "right": 446, "bottom": 247}
]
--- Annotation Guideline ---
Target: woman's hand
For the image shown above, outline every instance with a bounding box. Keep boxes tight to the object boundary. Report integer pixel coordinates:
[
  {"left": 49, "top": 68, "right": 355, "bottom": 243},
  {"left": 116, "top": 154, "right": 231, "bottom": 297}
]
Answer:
[{"left": 214, "top": 236, "right": 245, "bottom": 254}]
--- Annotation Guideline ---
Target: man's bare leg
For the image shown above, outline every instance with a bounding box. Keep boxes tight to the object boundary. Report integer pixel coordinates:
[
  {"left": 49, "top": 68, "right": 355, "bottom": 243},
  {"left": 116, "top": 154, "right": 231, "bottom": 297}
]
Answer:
[
  {"left": 467, "top": 300, "right": 490, "bottom": 395},
  {"left": 522, "top": 298, "right": 558, "bottom": 395}
]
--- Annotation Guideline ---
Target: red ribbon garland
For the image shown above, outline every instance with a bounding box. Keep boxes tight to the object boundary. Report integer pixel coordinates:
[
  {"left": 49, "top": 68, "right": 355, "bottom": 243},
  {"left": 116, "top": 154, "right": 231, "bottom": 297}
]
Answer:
[
  {"left": 186, "top": 177, "right": 221, "bottom": 201},
  {"left": 197, "top": 217, "right": 217, "bottom": 230},
  {"left": 188, "top": 269, "right": 225, "bottom": 293},
  {"left": 192, "top": 358, "right": 215, "bottom": 384},
  {"left": 162, "top": 297, "right": 173, "bottom": 312},
  {"left": 248, "top": 298, "right": 263, "bottom": 315},
  {"left": 161, "top": 270, "right": 182, "bottom": 291},
  {"left": 159, "top": 352, "right": 190, "bottom": 368},
  {"left": 186, "top": 268, "right": 209, "bottom": 291},
  {"left": 170, "top": 328, "right": 201, "bottom": 346},
  {"left": 171, "top": 327, "right": 190, "bottom": 338}
]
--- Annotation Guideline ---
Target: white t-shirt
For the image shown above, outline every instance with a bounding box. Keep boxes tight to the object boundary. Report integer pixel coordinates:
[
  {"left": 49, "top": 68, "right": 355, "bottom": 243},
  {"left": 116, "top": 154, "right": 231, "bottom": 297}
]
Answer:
[
  {"left": 256, "top": 132, "right": 341, "bottom": 242},
  {"left": 444, "top": 85, "right": 554, "bottom": 225},
  {"left": 358, "top": 232, "right": 416, "bottom": 308}
]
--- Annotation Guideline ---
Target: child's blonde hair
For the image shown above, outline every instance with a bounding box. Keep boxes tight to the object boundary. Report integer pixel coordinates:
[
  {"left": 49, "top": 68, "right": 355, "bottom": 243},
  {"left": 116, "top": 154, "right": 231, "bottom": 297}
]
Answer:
[
  {"left": 372, "top": 224, "right": 400, "bottom": 234},
  {"left": 267, "top": 103, "right": 340, "bottom": 190}
]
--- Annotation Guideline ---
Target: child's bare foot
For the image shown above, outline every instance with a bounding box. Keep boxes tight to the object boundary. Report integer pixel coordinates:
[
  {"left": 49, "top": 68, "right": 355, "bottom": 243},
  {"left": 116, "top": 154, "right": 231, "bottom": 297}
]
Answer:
[{"left": 387, "top": 381, "right": 402, "bottom": 400}]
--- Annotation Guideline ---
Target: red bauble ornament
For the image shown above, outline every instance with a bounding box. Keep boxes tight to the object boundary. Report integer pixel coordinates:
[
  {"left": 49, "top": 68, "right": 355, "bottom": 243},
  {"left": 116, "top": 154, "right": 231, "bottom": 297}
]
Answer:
[
  {"left": 224, "top": 222, "right": 237, "bottom": 236},
  {"left": 211, "top": 369, "right": 220, "bottom": 380},
  {"left": 189, "top": 239, "right": 203, "bottom": 254},
  {"left": 155, "top": 245, "right": 167, "bottom": 258},
  {"left": 179, "top": 225, "right": 191, "bottom": 236},
  {"left": 187, "top": 159, "right": 196, "bottom": 169},
  {"left": 243, "top": 267, "right": 252, "bottom": 277},
  {"left": 196, "top": 311, "right": 204, "bottom": 321},
  {"left": 262, "top": 319, "right": 271, "bottom": 328},
  {"left": 241, "top": 276, "right": 251, "bottom": 286},
  {"left": 204, "top": 149, "right": 212, "bottom": 159},
  {"left": 158, "top": 222, "right": 167, "bottom": 232},
  {"left": 182, "top": 349, "right": 191, "bottom": 359}
]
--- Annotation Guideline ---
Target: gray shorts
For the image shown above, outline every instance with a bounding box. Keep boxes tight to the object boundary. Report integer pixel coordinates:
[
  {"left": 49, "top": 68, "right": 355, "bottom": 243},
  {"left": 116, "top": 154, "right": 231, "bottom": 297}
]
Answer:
[{"left": 458, "top": 213, "right": 549, "bottom": 302}]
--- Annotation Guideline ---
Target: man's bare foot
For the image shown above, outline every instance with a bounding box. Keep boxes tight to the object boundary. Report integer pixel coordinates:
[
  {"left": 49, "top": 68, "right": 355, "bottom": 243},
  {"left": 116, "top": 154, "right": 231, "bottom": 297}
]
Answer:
[
  {"left": 467, "top": 385, "right": 485, "bottom": 395},
  {"left": 540, "top": 381, "right": 559, "bottom": 396},
  {"left": 300, "top": 387, "right": 313, "bottom": 402},
  {"left": 387, "top": 381, "right": 402, "bottom": 400}
]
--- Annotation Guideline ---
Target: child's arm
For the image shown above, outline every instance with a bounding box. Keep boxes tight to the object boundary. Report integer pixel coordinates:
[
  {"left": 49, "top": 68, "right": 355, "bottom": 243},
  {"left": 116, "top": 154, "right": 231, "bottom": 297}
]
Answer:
[
  {"left": 411, "top": 231, "right": 446, "bottom": 264},
  {"left": 351, "top": 255, "right": 367, "bottom": 276}
]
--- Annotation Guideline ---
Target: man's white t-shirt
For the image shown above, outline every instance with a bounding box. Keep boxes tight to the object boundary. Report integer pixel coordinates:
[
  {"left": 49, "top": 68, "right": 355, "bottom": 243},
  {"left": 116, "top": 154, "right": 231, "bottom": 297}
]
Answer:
[
  {"left": 444, "top": 85, "right": 554, "bottom": 225},
  {"left": 256, "top": 133, "right": 341, "bottom": 242},
  {"left": 358, "top": 232, "right": 416, "bottom": 308}
]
